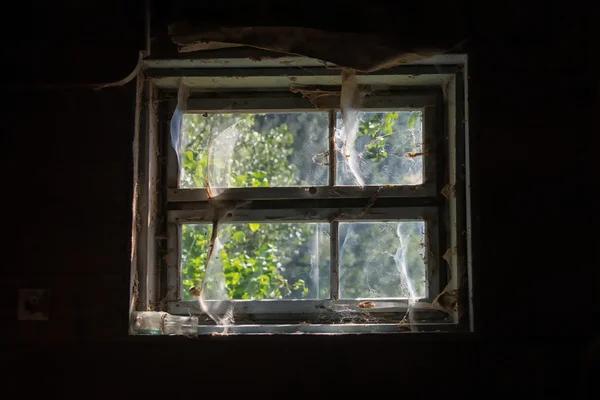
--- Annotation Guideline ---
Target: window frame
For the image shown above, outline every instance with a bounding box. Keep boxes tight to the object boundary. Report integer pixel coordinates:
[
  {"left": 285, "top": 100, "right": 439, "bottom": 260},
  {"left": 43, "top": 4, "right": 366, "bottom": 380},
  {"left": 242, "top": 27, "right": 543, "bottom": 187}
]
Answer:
[{"left": 133, "top": 57, "right": 471, "bottom": 333}]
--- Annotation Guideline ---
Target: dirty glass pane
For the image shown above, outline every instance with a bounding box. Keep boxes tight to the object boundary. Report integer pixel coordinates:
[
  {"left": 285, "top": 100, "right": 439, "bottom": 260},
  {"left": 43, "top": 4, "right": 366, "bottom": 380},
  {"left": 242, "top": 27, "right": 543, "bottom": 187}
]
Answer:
[
  {"left": 181, "top": 223, "right": 330, "bottom": 300},
  {"left": 338, "top": 221, "right": 426, "bottom": 299},
  {"left": 336, "top": 111, "right": 423, "bottom": 186},
  {"left": 180, "top": 113, "right": 329, "bottom": 189}
]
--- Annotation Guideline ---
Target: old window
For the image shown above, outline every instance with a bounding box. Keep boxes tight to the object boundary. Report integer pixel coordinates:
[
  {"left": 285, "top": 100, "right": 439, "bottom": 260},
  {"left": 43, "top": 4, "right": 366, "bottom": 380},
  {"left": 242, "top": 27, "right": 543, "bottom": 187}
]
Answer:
[{"left": 130, "top": 55, "right": 471, "bottom": 335}]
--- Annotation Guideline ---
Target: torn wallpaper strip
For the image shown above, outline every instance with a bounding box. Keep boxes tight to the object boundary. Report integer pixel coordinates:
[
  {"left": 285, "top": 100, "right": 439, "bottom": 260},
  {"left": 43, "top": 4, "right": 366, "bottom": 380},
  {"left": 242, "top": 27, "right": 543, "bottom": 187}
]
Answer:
[{"left": 167, "top": 25, "right": 458, "bottom": 72}]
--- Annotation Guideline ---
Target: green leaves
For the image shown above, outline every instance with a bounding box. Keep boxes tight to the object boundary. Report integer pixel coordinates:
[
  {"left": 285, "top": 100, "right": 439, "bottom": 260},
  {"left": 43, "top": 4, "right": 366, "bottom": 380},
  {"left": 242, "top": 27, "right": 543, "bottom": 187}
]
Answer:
[
  {"left": 178, "top": 111, "right": 429, "bottom": 303},
  {"left": 226, "top": 271, "right": 241, "bottom": 285},
  {"left": 383, "top": 112, "right": 399, "bottom": 134},
  {"left": 358, "top": 114, "right": 382, "bottom": 138},
  {"left": 364, "top": 137, "right": 388, "bottom": 162},
  {"left": 291, "top": 279, "right": 309, "bottom": 296},
  {"left": 252, "top": 171, "right": 267, "bottom": 179},
  {"left": 179, "top": 113, "right": 320, "bottom": 302},
  {"left": 232, "top": 231, "right": 246, "bottom": 243},
  {"left": 181, "top": 222, "right": 314, "bottom": 301},
  {"left": 408, "top": 112, "right": 419, "bottom": 129},
  {"left": 357, "top": 112, "right": 399, "bottom": 162},
  {"left": 233, "top": 173, "right": 248, "bottom": 186}
]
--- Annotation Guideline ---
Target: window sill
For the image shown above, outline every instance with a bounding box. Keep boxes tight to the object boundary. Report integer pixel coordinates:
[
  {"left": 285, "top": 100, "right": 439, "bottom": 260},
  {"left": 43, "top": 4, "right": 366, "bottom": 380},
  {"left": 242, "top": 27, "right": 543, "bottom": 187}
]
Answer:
[{"left": 130, "top": 311, "right": 459, "bottom": 336}]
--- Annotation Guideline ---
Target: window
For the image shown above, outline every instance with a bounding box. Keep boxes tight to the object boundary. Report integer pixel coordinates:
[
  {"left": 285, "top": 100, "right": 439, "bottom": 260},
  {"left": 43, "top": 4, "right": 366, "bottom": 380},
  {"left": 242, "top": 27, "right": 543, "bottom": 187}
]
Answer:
[{"left": 131, "top": 55, "right": 471, "bottom": 335}]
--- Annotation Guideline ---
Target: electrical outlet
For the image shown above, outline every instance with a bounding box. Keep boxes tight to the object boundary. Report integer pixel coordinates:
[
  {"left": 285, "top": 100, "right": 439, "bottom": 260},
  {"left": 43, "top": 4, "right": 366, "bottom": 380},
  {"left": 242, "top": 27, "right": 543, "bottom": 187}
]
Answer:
[{"left": 18, "top": 289, "right": 49, "bottom": 321}]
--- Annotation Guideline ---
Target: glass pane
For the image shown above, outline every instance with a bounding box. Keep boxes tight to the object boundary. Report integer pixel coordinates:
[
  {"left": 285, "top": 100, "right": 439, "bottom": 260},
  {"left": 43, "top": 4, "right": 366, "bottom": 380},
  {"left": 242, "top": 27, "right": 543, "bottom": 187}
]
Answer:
[
  {"left": 182, "top": 223, "right": 330, "bottom": 300},
  {"left": 180, "top": 113, "right": 329, "bottom": 189},
  {"left": 338, "top": 221, "right": 426, "bottom": 299},
  {"left": 336, "top": 111, "right": 423, "bottom": 186}
]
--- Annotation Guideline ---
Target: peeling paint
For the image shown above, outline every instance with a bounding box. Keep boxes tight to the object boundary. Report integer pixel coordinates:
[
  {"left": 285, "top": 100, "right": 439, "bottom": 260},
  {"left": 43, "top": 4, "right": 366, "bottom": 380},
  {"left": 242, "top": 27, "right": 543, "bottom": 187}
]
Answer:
[{"left": 441, "top": 183, "right": 456, "bottom": 199}]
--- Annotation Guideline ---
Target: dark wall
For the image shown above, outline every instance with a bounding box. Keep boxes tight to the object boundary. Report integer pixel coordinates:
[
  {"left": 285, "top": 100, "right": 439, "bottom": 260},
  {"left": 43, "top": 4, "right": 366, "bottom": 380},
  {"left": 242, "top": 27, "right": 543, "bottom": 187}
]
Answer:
[{"left": 1, "top": 1, "right": 598, "bottom": 397}]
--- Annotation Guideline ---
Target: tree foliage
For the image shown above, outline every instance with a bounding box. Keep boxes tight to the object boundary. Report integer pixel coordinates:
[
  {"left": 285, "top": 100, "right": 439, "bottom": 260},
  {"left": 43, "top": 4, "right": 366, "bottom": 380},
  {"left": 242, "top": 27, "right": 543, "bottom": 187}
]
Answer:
[{"left": 179, "top": 111, "right": 426, "bottom": 301}]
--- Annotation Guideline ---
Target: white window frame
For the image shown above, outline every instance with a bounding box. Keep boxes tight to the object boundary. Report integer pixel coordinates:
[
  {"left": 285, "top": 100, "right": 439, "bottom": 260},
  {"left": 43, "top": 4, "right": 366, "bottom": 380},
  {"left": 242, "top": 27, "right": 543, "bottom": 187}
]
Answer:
[{"left": 132, "top": 55, "right": 471, "bottom": 334}]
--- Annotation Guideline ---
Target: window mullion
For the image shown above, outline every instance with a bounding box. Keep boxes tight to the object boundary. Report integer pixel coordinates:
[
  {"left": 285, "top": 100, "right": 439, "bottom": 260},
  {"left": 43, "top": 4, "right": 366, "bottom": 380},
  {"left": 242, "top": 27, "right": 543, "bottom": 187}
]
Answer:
[
  {"left": 328, "top": 110, "right": 336, "bottom": 186},
  {"left": 330, "top": 220, "right": 339, "bottom": 300},
  {"left": 328, "top": 110, "right": 340, "bottom": 300}
]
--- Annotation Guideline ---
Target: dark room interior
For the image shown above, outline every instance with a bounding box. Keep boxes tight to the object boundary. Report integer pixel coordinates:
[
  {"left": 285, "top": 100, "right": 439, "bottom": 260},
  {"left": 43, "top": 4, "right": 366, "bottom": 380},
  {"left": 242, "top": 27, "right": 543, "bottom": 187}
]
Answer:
[{"left": 1, "top": 0, "right": 598, "bottom": 397}]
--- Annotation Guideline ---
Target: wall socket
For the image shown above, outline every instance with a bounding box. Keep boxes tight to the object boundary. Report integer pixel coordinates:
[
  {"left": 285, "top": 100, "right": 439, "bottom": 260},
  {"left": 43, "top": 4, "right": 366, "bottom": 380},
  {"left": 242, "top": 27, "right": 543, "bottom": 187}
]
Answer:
[{"left": 18, "top": 289, "right": 49, "bottom": 321}]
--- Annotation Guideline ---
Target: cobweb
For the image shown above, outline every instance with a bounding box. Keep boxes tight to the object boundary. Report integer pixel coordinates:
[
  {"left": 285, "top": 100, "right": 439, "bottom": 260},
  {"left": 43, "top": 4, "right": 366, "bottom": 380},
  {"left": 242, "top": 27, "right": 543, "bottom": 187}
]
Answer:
[
  {"left": 196, "top": 215, "right": 233, "bottom": 328},
  {"left": 206, "top": 122, "right": 243, "bottom": 197},
  {"left": 338, "top": 70, "right": 366, "bottom": 187},
  {"left": 170, "top": 72, "right": 433, "bottom": 332},
  {"left": 169, "top": 81, "right": 190, "bottom": 169},
  {"left": 335, "top": 71, "right": 425, "bottom": 323}
]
